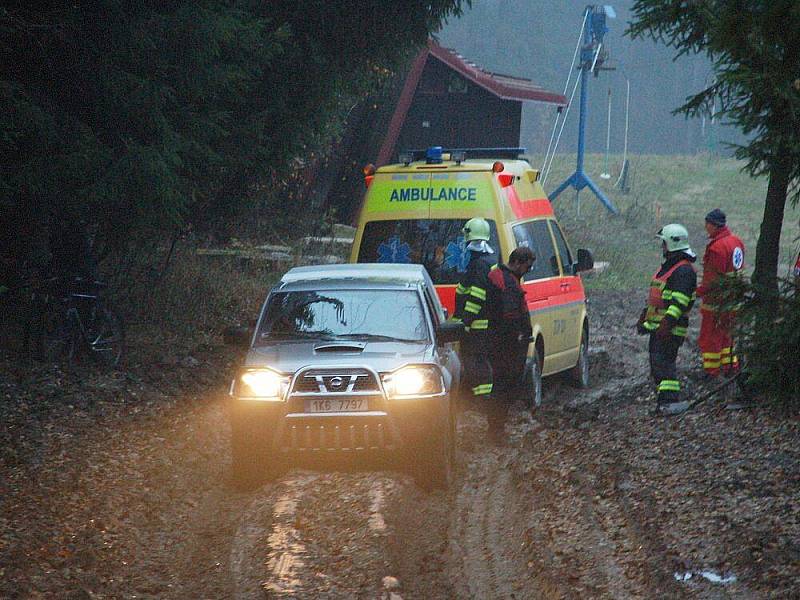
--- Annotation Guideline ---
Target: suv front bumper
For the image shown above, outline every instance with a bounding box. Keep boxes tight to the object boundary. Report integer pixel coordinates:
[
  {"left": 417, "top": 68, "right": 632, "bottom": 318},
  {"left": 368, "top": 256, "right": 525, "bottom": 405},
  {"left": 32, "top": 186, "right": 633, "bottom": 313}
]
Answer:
[{"left": 229, "top": 394, "right": 450, "bottom": 455}]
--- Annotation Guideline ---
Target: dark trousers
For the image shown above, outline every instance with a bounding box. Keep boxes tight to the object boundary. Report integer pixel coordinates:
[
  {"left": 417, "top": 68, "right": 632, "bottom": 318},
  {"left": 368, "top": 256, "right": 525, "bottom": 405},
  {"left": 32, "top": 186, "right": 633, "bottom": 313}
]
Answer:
[
  {"left": 487, "top": 338, "right": 528, "bottom": 429},
  {"left": 461, "top": 347, "right": 493, "bottom": 401},
  {"left": 649, "top": 334, "right": 683, "bottom": 405}
]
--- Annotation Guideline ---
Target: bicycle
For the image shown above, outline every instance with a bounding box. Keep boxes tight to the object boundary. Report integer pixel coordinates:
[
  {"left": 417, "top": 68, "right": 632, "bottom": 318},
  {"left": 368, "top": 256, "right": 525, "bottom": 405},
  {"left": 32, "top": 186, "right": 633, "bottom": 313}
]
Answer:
[{"left": 27, "top": 277, "right": 125, "bottom": 368}]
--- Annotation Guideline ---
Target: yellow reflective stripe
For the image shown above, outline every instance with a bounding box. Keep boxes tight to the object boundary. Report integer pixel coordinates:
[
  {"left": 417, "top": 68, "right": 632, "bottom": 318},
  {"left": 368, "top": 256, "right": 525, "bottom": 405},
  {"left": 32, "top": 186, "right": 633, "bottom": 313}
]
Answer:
[
  {"left": 671, "top": 326, "right": 688, "bottom": 336},
  {"left": 665, "top": 305, "right": 682, "bottom": 319},
  {"left": 643, "top": 321, "right": 658, "bottom": 331},
  {"left": 471, "top": 383, "right": 493, "bottom": 395},
  {"left": 469, "top": 286, "right": 487, "bottom": 300},
  {"left": 703, "top": 352, "right": 721, "bottom": 359},
  {"left": 662, "top": 290, "right": 673, "bottom": 300},
  {"left": 455, "top": 284, "right": 468, "bottom": 295},
  {"left": 658, "top": 380, "right": 681, "bottom": 392},
  {"left": 449, "top": 317, "right": 463, "bottom": 324},
  {"left": 464, "top": 301, "right": 481, "bottom": 314},
  {"left": 469, "top": 319, "right": 489, "bottom": 330},
  {"left": 703, "top": 360, "right": 721, "bottom": 368},
  {"left": 671, "top": 291, "right": 691, "bottom": 306}
]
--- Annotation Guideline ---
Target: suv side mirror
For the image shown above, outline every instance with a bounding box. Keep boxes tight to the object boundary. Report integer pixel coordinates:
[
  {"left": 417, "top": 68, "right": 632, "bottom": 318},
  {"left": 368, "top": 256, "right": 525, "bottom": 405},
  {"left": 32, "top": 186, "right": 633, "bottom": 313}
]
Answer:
[
  {"left": 223, "top": 325, "right": 252, "bottom": 348},
  {"left": 436, "top": 320, "right": 464, "bottom": 345},
  {"left": 575, "top": 248, "right": 594, "bottom": 273}
]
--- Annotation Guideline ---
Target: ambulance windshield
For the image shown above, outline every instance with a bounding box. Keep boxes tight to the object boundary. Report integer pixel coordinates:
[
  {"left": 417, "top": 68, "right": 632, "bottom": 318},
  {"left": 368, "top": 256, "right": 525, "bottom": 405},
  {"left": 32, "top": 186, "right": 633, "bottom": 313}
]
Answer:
[{"left": 356, "top": 219, "right": 499, "bottom": 284}]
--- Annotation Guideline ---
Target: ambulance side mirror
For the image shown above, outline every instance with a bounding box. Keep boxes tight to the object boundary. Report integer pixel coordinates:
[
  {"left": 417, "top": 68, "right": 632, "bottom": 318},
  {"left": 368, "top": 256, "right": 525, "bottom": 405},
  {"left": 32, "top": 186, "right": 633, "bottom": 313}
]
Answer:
[{"left": 575, "top": 248, "right": 594, "bottom": 273}]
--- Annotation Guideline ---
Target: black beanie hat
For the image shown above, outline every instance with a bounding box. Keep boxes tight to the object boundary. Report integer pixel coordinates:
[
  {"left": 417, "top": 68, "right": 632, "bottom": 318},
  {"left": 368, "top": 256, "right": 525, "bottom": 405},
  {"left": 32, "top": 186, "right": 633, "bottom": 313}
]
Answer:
[{"left": 705, "top": 208, "right": 726, "bottom": 227}]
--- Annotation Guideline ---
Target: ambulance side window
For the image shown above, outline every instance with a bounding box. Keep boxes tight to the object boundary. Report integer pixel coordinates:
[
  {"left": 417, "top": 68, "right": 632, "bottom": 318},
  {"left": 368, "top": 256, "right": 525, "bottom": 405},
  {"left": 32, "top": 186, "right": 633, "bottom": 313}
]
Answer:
[
  {"left": 512, "top": 220, "right": 559, "bottom": 281},
  {"left": 549, "top": 220, "right": 574, "bottom": 276}
]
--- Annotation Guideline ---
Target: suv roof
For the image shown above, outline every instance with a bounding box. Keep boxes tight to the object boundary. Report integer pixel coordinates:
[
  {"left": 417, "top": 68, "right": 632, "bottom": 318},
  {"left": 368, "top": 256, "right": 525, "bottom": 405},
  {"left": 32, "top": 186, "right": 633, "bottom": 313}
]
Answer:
[{"left": 279, "top": 263, "right": 434, "bottom": 288}]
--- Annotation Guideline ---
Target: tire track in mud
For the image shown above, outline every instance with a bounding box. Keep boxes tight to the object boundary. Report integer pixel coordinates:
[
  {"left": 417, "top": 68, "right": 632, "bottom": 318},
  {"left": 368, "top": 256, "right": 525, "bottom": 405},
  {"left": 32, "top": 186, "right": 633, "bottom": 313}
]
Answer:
[
  {"left": 448, "top": 412, "right": 540, "bottom": 600},
  {"left": 368, "top": 479, "right": 389, "bottom": 533},
  {"left": 230, "top": 474, "right": 317, "bottom": 599},
  {"left": 230, "top": 470, "right": 405, "bottom": 599}
]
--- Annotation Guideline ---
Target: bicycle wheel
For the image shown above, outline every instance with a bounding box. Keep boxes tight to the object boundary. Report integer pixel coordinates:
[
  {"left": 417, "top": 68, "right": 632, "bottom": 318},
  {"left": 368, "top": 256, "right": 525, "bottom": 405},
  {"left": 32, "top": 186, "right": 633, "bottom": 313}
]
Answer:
[
  {"left": 34, "top": 303, "right": 76, "bottom": 362},
  {"left": 87, "top": 306, "right": 124, "bottom": 368}
]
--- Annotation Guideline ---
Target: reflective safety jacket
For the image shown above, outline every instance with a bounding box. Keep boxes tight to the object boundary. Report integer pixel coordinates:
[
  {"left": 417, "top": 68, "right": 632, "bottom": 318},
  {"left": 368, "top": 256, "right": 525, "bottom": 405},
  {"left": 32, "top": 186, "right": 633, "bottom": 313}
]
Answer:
[
  {"left": 487, "top": 263, "right": 532, "bottom": 342},
  {"left": 453, "top": 251, "right": 496, "bottom": 344},
  {"left": 644, "top": 252, "right": 697, "bottom": 337},
  {"left": 697, "top": 226, "right": 745, "bottom": 312}
]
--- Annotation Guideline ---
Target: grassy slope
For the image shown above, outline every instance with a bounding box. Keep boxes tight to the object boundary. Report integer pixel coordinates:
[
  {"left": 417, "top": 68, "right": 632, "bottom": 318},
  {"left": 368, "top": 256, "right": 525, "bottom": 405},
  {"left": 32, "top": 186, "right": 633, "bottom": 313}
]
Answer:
[{"left": 535, "top": 153, "right": 799, "bottom": 289}]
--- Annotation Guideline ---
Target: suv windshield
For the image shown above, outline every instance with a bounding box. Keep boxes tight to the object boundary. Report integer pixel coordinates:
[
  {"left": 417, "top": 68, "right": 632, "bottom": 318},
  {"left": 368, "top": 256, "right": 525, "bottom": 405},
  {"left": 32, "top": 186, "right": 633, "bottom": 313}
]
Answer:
[
  {"left": 257, "top": 289, "right": 429, "bottom": 344},
  {"left": 357, "top": 219, "right": 500, "bottom": 284}
]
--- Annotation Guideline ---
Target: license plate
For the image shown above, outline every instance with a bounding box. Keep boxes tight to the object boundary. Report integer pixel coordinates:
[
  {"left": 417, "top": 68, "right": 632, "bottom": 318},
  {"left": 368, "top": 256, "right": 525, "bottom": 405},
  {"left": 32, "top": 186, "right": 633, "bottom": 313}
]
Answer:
[{"left": 304, "top": 398, "right": 369, "bottom": 413}]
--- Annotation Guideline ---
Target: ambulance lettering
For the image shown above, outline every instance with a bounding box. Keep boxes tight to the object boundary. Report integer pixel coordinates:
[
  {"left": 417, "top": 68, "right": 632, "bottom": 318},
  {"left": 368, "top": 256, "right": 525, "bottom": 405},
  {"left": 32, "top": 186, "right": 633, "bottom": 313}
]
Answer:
[{"left": 389, "top": 187, "right": 477, "bottom": 202}]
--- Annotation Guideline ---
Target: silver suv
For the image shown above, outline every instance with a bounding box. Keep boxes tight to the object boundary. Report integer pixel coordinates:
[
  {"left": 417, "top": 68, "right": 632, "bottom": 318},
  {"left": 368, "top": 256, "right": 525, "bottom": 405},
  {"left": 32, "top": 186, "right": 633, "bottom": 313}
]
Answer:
[{"left": 227, "top": 264, "right": 462, "bottom": 489}]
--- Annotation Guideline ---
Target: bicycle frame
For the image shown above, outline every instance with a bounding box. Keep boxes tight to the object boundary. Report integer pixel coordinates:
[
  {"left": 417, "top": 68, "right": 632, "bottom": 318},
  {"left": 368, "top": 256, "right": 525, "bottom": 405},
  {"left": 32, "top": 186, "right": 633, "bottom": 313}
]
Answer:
[{"left": 65, "top": 291, "right": 108, "bottom": 350}]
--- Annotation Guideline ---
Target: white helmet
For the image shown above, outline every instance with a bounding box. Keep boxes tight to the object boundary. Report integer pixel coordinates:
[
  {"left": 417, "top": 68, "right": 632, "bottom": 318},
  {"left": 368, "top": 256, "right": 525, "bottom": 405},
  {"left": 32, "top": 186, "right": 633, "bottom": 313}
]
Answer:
[{"left": 656, "top": 223, "right": 692, "bottom": 253}]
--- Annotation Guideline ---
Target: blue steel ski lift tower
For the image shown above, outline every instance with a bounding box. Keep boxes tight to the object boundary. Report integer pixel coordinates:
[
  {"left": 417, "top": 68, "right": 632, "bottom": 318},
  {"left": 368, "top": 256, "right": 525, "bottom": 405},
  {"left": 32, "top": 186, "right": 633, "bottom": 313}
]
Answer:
[{"left": 549, "top": 5, "right": 618, "bottom": 214}]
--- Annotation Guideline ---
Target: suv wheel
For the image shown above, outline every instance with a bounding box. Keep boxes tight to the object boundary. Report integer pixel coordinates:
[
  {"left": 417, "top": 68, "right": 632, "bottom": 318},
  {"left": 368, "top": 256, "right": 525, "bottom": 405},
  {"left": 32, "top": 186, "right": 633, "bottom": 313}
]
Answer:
[
  {"left": 570, "top": 327, "right": 590, "bottom": 388},
  {"left": 414, "top": 417, "right": 454, "bottom": 491},
  {"left": 230, "top": 417, "right": 282, "bottom": 490},
  {"left": 528, "top": 351, "right": 543, "bottom": 410}
]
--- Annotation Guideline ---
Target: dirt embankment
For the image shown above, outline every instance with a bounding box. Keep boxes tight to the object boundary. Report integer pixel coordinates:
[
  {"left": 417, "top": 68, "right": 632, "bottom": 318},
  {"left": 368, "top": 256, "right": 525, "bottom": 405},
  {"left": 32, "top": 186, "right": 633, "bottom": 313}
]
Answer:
[{"left": 1, "top": 290, "right": 798, "bottom": 599}]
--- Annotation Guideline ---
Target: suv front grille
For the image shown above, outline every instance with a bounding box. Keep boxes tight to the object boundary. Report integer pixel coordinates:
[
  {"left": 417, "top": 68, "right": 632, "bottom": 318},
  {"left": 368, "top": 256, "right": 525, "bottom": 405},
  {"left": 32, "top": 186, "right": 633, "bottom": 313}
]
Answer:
[
  {"left": 290, "top": 368, "right": 381, "bottom": 395},
  {"left": 282, "top": 421, "right": 396, "bottom": 452}
]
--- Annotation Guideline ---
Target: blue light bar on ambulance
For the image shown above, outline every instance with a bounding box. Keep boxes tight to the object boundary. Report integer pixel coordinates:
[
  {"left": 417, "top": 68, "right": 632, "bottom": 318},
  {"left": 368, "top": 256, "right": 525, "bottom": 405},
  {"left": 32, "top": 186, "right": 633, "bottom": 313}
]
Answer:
[
  {"left": 425, "top": 146, "right": 444, "bottom": 164},
  {"left": 398, "top": 147, "right": 527, "bottom": 163}
]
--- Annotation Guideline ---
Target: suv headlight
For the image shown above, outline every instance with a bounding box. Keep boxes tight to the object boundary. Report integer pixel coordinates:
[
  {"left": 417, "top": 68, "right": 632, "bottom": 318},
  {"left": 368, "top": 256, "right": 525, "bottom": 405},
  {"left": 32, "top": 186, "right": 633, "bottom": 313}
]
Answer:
[
  {"left": 235, "top": 368, "right": 289, "bottom": 401},
  {"left": 382, "top": 365, "right": 444, "bottom": 398}
]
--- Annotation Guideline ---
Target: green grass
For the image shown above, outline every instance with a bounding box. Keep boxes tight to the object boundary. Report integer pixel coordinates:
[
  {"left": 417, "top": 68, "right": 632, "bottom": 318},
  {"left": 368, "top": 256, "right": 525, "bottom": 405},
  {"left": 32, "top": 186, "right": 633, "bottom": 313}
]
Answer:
[{"left": 533, "top": 153, "right": 800, "bottom": 289}]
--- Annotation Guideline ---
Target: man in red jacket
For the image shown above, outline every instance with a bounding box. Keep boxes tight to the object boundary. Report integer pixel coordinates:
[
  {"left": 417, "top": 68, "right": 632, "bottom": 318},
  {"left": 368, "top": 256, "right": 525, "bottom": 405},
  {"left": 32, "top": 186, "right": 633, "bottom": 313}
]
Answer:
[
  {"left": 697, "top": 208, "right": 745, "bottom": 379},
  {"left": 486, "top": 246, "right": 535, "bottom": 444}
]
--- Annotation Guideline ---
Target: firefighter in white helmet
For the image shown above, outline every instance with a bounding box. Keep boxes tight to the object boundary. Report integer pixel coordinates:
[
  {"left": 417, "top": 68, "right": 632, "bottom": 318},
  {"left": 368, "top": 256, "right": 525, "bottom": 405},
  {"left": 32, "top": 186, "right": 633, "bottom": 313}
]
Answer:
[
  {"left": 452, "top": 218, "right": 497, "bottom": 415},
  {"left": 636, "top": 224, "right": 697, "bottom": 415}
]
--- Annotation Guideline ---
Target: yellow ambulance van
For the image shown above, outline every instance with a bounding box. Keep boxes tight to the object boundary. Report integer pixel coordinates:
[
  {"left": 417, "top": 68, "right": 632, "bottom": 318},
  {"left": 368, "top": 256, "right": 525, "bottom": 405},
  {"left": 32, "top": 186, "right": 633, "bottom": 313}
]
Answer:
[{"left": 349, "top": 147, "right": 595, "bottom": 403}]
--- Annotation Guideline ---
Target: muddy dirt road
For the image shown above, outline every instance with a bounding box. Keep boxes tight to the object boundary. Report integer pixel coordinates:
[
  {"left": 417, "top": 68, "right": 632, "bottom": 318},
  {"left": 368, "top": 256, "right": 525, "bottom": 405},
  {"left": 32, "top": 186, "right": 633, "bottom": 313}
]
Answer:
[{"left": 2, "top": 290, "right": 798, "bottom": 599}]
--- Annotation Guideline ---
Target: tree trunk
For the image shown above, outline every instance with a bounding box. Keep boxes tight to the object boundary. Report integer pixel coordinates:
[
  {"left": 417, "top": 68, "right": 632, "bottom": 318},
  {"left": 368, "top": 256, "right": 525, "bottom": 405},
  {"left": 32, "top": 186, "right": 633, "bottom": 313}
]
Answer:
[{"left": 752, "top": 157, "right": 790, "bottom": 299}]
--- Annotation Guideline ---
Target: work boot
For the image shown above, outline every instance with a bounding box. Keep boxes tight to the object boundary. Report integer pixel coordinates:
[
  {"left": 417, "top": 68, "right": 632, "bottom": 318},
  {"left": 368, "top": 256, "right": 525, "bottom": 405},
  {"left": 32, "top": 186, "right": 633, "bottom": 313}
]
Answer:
[
  {"left": 725, "top": 386, "right": 756, "bottom": 410},
  {"left": 656, "top": 401, "right": 689, "bottom": 416}
]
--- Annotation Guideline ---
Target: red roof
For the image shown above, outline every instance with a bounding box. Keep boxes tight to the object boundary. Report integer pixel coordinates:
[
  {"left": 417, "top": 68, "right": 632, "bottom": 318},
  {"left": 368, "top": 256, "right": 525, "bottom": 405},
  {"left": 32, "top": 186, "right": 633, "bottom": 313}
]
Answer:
[
  {"left": 428, "top": 42, "right": 567, "bottom": 105},
  {"left": 377, "top": 41, "right": 566, "bottom": 165}
]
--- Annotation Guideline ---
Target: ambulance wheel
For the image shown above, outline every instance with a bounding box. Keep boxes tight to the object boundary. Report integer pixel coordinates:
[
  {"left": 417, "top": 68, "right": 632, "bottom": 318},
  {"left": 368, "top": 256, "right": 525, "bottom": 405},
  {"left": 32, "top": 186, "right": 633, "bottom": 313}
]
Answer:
[
  {"left": 570, "top": 326, "right": 590, "bottom": 388},
  {"left": 527, "top": 351, "right": 543, "bottom": 410}
]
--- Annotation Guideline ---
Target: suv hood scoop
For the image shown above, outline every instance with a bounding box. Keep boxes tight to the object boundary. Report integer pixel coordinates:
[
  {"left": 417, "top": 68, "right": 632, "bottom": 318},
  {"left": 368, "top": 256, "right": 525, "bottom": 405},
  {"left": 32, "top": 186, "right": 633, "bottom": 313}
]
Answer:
[{"left": 313, "top": 342, "right": 367, "bottom": 353}]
